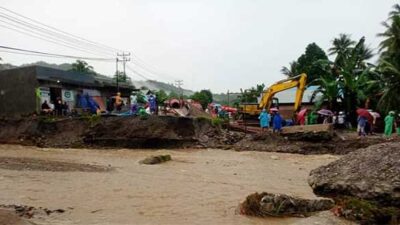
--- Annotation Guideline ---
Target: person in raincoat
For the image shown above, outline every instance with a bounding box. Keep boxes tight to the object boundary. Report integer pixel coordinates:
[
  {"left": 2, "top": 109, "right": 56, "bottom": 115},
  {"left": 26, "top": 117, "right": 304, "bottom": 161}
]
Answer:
[
  {"left": 384, "top": 111, "right": 396, "bottom": 138},
  {"left": 148, "top": 94, "right": 157, "bottom": 115},
  {"left": 357, "top": 116, "right": 367, "bottom": 137},
  {"left": 272, "top": 111, "right": 283, "bottom": 133},
  {"left": 258, "top": 109, "right": 270, "bottom": 132},
  {"left": 397, "top": 114, "right": 400, "bottom": 136}
]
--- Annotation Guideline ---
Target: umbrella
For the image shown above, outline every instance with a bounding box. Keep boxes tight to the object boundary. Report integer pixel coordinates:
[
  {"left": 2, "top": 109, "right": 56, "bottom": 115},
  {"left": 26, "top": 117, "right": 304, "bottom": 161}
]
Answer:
[
  {"left": 369, "top": 111, "right": 380, "bottom": 118},
  {"left": 317, "top": 109, "right": 333, "bottom": 116},
  {"left": 269, "top": 107, "right": 279, "bottom": 112},
  {"left": 298, "top": 108, "right": 308, "bottom": 118},
  {"left": 357, "top": 108, "right": 373, "bottom": 121}
]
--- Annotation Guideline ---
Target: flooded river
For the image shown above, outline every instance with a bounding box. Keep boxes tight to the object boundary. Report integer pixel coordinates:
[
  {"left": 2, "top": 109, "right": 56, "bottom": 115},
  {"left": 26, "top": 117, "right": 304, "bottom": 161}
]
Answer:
[{"left": 0, "top": 145, "right": 352, "bottom": 225}]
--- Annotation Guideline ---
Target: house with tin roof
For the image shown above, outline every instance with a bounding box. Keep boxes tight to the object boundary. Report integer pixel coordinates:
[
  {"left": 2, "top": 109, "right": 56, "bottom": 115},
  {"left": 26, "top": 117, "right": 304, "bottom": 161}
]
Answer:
[{"left": 0, "top": 65, "right": 135, "bottom": 117}]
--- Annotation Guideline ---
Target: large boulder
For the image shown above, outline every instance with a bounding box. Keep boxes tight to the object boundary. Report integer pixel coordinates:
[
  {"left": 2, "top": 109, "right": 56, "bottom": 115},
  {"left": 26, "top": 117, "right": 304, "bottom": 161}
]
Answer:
[
  {"left": 239, "top": 192, "right": 334, "bottom": 217},
  {"left": 308, "top": 142, "right": 400, "bottom": 207}
]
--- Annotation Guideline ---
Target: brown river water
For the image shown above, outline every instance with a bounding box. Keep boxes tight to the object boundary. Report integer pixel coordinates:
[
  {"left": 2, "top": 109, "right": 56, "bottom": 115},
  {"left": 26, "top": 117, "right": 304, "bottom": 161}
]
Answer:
[{"left": 0, "top": 144, "right": 354, "bottom": 225}]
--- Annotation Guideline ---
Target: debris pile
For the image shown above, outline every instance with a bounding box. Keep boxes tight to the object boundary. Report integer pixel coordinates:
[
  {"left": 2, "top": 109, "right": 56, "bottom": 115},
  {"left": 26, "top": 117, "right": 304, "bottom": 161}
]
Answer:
[
  {"left": 308, "top": 142, "right": 400, "bottom": 224},
  {"left": 0, "top": 209, "right": 32, "bottom": 225},
  {"left": 0, "top": 204, "right": 66, "bottom": 219},
  {"left": 239, "top": 192, "right": 334, "bottom": 217},
  {"left": 140, "top": 155, "right": 172, "bottom": 165}
]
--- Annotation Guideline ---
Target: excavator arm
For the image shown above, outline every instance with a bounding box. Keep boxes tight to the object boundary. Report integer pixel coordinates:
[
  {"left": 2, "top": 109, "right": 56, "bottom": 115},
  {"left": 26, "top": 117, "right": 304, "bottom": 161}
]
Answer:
[{"left": 258, "top": 73, "right": 307, "bottom": 112}]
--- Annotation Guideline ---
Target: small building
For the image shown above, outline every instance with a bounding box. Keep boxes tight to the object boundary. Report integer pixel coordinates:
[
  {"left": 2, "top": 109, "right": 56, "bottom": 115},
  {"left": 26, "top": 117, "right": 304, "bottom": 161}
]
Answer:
[
  {"left": 273, "top": 86, "right": 320, "bottom": 119},
  {"left": 0, "top": 65, "right": 135, "bottom": 117}
]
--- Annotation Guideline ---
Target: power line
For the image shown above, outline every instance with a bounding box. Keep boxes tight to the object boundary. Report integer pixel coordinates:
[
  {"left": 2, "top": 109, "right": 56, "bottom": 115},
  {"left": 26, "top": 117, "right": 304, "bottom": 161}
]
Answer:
[
  {"left": 0, "top": 45, "right": 115, "bottom": 61},
  {"left": 0, "top": 12, "right": 114, "bottom": 56},
  {"left": 0, "top": 6, "right": 123, "bottom": 54},
  {"left": 0, "top": 22, "right": 112, "bottom": 57},
  {"left": 0, "top": 6, "right": 181, "bottom": 82},
  {"left": 129, "top": 52, "right": 179, "bottom": 80},
  {"left": 126, "top": 64, "right": 153, "bottom": 80},
  {"left": 0, "top": 19, "right": 112, "bottom": 57}
]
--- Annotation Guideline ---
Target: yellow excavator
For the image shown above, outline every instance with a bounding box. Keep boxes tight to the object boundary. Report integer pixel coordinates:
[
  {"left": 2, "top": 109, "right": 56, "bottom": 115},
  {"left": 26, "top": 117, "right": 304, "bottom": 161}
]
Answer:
[
  {"left": 239, "top": 73, "right": 307, "bottom": 118},
  {"left": 237, "top": 73, "right": 333, "bottom": 135}
]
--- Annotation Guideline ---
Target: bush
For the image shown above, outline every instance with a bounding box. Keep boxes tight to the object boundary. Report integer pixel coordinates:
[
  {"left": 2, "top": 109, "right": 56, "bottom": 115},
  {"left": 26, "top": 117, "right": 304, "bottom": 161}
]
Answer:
[{"left": 211, "top": 117, "right": 227, "bottom": 127}]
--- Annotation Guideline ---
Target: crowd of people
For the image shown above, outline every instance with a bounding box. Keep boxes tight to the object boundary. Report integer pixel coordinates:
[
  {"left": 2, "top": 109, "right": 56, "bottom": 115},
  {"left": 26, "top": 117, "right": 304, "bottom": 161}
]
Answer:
[
  {"left": 258, "top": 107, "right": 400, "bottom": 139},
  {"left": 40, "top": 98, "right": 69, "bottom": 116}
]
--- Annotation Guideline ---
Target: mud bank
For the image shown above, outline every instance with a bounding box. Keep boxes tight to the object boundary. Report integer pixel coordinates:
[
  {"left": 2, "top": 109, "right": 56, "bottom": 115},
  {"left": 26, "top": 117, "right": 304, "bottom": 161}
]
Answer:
[
  {"left": 0, "top": 116, "right": 217, "bottom": 149},
  {"left": 0, "top": 117, "right": 392, "bottom": 154},
  {"left": 232, "top": 132, "right": 392, "bottom": 155}
]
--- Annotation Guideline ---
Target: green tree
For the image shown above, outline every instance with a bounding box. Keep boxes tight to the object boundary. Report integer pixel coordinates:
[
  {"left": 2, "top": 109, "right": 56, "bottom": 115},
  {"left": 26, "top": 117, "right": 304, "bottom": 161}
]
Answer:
[
  {"left": 70, "top": 60, "right": 95, "bottom": 74},
  {"left": 190, "top": 89, "right": 213, "bottom": 109},
  {"left": 155, "top": 90, "right": 168, "bottom": 105},
  {"left": 282, "top": 43, "right": 328, "bottom": 83},
  {"left": 239, "top": 84, "right": 265, "bottom": 103},
  {"left": 296, "top": 43, "right": 329, "bottom": 83},
  {"left": 315, "top": 35, "right": 377, "bottom": 122},
  {"left": 168, "top": 91, "right": 180, "bottom": 99},
  {"left": 376, "top": 4, "right": 400, "bottom": 113}
]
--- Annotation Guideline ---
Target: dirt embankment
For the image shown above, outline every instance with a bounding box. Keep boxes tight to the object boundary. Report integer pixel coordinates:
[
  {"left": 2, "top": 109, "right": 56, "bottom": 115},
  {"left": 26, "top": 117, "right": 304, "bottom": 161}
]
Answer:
[
  {"left": 0, "top": 116, "right": 218, "bottom": 149},
  {"left": 0, "top": 117, "right": 393, "bottom": 154},
  {"left": 232, "top": 132, "right": 392, "bottom": 155}
]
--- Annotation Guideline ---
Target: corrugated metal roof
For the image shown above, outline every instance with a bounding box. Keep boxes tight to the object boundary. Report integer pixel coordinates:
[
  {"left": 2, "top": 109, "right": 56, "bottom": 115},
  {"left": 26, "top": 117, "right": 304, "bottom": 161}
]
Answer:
[
  {"left": 2, "top": 65, "right": 135, "bottom": 89},
  {"left": 272, "top": 86, "right": 321, "bottom": 104},
  {"left": 35, "top": 66, "right": 98, "bottom": 86}
]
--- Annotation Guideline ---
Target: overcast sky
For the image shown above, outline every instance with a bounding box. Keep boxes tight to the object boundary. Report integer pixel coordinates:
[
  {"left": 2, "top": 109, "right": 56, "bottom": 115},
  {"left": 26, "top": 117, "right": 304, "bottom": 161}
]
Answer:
[{"left": 0, "top": 0, "right": 397, "bottom": 93}]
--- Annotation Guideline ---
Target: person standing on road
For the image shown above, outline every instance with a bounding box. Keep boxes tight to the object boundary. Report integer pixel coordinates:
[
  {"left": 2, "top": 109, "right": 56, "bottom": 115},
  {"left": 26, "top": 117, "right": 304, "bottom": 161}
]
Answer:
[
  {"left": 258, "top": 109, "right": 270, "bottom": 132},
  {"left": 384, "top": 111, "right": 396, "bottom": 139}
]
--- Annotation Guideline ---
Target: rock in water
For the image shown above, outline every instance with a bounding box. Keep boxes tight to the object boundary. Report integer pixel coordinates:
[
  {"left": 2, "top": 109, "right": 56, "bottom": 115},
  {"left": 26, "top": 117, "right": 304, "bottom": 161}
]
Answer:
[
  {"left": 140, "top": 155, "right": 172, "bottom": 165},
  {"left": 308, "top": 142, "right": 400, "bottom": 207},
  {"left": 240, "top": 192, "right": 334, "bottom": 217},
  {"left": 0, "top": 209, "right": 34, "bottom": 225}
]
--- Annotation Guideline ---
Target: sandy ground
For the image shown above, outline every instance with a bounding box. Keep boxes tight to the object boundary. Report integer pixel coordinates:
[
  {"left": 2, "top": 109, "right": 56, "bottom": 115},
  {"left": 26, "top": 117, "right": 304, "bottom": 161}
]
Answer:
[{"left": 0, "top": 144, "right": 351, "bottom": 225}]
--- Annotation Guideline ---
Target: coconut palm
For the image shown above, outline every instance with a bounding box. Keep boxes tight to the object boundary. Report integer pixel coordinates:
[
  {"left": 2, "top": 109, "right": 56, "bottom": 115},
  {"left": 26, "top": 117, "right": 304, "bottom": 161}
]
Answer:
[
  {"left": 376, "top": 4, "right": 400, "bottom": 113},
  {"left": 378, "top": 15, "right": 400, "bottom": 59},
  {"left": 389, "top": 3, "right": 400, "bottom": 18},
  {"left": 329, "top": 34, "right": 356, "bottom": 67},
  {"left": 281, "top": 61, "right": 298, "bottom": 77},
  {"left": 378, "top": 58, "right": 400, "bottom": 113}
]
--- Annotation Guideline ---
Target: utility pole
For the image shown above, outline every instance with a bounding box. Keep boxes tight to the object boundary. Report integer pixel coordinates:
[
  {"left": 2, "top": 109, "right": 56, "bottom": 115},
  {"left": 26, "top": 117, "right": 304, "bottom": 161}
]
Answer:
[
  {"left": 117, "top": 52, "right": 131, "bottom": 81},
  {"left": 115, "top": 57, "right": 119, "bottom": 93},
  {"left": 227, "top": 90, "right": 230, "bottom": 107},
  {"left": 175, "top": 80, "right": 183, "bottom": 98}
]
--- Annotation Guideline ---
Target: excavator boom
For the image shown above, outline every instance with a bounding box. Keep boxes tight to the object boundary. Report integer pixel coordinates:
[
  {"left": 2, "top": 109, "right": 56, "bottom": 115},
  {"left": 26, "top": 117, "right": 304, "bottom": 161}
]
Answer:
[{"left": 258, "top": 73, "right": 307, "bottom": 112}]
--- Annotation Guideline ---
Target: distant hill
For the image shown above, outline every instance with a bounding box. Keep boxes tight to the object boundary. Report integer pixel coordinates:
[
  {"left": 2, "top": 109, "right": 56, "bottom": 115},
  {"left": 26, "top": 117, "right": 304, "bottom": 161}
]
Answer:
[
  {"left": 20, "top": 61, "right": 73, "bottom": 71},
  {"left": 133, "top": 80, "right": 194, "bottom": 96}
]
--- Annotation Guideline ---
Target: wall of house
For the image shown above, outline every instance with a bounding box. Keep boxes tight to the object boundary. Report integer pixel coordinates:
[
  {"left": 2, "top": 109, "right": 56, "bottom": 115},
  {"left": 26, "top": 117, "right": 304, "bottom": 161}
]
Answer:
[
  {"left": 0, "top": 67, "right": 38, "bottom": 117},
  {"left": 278, "top": 104, "right": 314, "bottom": 120}
]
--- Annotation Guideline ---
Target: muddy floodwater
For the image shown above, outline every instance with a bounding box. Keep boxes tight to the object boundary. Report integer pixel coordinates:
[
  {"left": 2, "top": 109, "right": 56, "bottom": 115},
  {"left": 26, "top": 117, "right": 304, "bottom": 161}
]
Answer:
[{"left": 0, "top": 144, "right": 347, "bottom": 225}]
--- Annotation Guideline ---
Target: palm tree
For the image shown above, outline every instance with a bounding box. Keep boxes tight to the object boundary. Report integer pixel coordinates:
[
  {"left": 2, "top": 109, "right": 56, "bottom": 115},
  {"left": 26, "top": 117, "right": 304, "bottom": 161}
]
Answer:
[
  {"left": 311, "top": 74, "right": 340, "bottom": 110},
  {"left": 329, "top": 34, "right": 356, "bottom": 67},
  {"left": 376, "top": 4, "right": 400, "bottom": 113},
  {"left": 378, "top": 58, "right": 400, "bottom": 113},
  {"left": 70, "top": 60, "right": 94, "bottom": 74},
  {"left": 312, "top": 35, "right": 376, "bottom": 122},
  {"left": 378, "top": 15, "right": 400, "bottom": 59},
  {"left": 389, "top": 3, "right": 400, "bottom": 18},
  {"left": 281, "top": 61, "right": 298, "bottom": 77}
]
